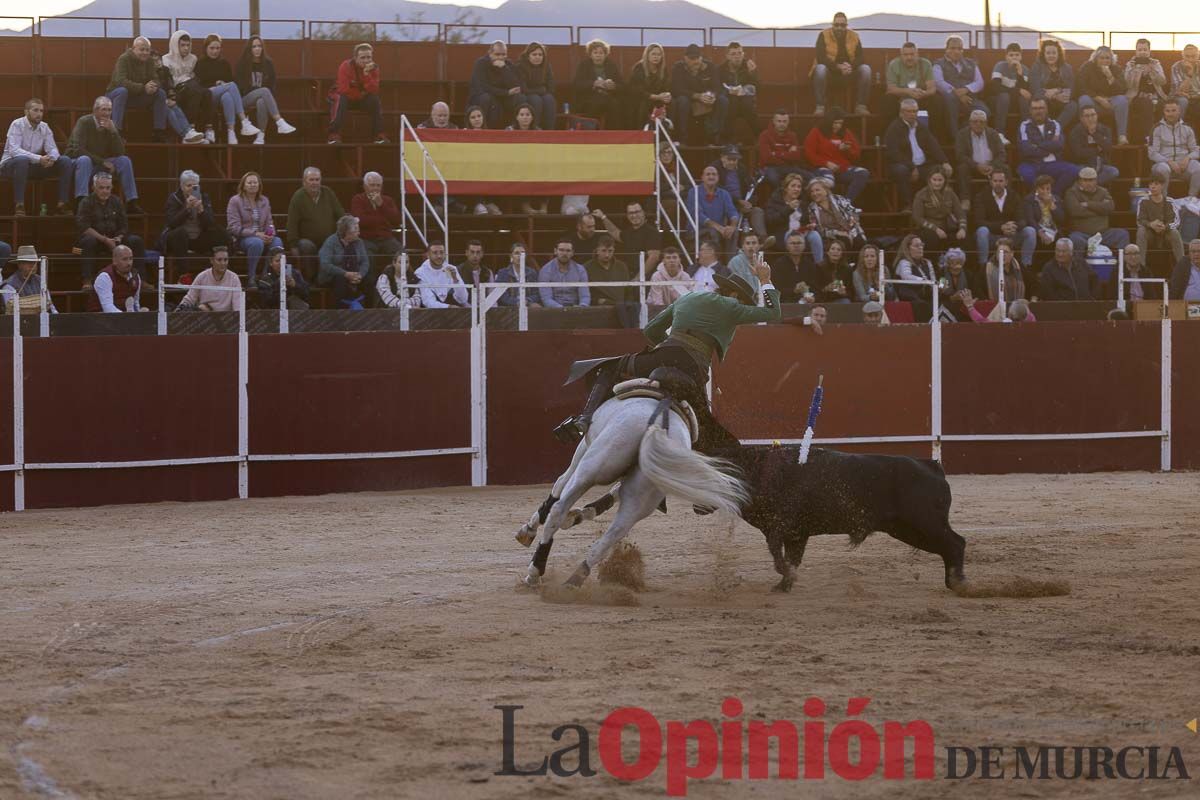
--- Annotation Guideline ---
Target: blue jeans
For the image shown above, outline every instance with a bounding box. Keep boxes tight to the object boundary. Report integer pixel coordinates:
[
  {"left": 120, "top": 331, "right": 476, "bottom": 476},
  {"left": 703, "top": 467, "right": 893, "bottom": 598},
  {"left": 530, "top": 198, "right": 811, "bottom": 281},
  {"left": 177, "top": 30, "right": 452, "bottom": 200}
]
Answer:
[
  {"left": 1, "top": 155, "right": 73, "bottom": 204},
  {"left": 107, "top": 86, "right": 190, "bottom": 135},
  {"left": 210, "top": 83, "right": 246, "bottom": 127},
  {"left": 813, "top": 166, "right": 869, "bottom": 203},
  {"left": 526, "top": 92, "right": 556, "bottom": 130},
  {"left": 73, "top": 154, "right": 137, "bottom": 200},
  {"left": 812, "top": 63, "right": 872, "bottom": 108},
  {"left": 975, "top": 225, "right": 1036, "bottom": 267},
  {"left": 240, "top": 235, "right": 283, "bottom": 283},
  {"left": 1077, "top": 95, "right": 1130, "bottom": 138},
  {"left": 939, "top": 90, "right": 989, "bottom": 136},
  {"left": 1069, "top": 229, "right": 1130, "bottom": 267}
]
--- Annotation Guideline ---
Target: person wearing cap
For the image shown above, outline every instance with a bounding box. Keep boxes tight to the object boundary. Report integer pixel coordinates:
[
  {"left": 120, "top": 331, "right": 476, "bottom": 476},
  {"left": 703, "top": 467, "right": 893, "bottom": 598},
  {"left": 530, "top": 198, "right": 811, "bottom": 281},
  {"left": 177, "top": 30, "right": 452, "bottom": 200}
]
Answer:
[
  {"left": 861, "top": 300, "right": 885, "bottom": 325},
  {"left": 2, "top": 246, "right": 56, "bottom": 313},
  {"left": 553, "top": 257, "right": 779, "bottom": 444},
  {"left": 1148, "top": 98, "right": 1200, "bottom": 196},
  {"left": 708, "top": 145, "right": 770, "bottom": 245},
  {"left": 1, "top": 98, "right": 73, "bottom": 217},
  {"left": 1017, "top": 98, "right": 1079, "bottom": 197},
  {"left": 988, "top": 43, "right": 1031, "bottom": 137},
  {"left": 670, "top": 44, "right": 728, "bottom": 146},
  {"left": 811, "top": 13, "right": 871, "bottom": 115},
  {"left": 884, "top": 98, "right": 952, "bottom": 209},
  {"left": 882, "top": 42, "right": 937, "bottom": 131},
  {"left": 934, "top": 36, "right": 988, "bottom": 139},
  {"left": 1064, "top": 167, "right": 1129, "bottom": 262},
  {"left": 1136, "top": 174, "right": 1183, "bottom": 269},
  {"left": 257, "top": 246, "right": 310, "bottom": 310}
]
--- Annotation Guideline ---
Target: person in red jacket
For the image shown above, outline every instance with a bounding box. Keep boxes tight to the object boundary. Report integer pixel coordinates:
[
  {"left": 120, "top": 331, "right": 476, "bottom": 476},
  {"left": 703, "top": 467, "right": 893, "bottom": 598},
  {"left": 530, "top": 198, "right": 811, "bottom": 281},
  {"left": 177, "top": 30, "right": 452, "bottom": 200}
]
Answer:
[
  {"left": 802, "top": 107, "right": 870, "bottom": 202},
  {"left": 328, "top": 43, "right": 387, "bottom": 144},
  {"left": 757, "top": 109, "right": 812, "bottom": 188}
]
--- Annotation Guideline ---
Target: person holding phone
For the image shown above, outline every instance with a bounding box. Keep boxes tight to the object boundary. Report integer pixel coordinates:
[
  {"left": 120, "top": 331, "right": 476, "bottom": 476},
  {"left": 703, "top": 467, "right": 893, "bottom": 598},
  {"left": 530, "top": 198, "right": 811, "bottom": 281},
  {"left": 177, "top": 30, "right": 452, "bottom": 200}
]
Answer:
[{"left": 161, "top": 169, "right": 231, "bottom": 274}]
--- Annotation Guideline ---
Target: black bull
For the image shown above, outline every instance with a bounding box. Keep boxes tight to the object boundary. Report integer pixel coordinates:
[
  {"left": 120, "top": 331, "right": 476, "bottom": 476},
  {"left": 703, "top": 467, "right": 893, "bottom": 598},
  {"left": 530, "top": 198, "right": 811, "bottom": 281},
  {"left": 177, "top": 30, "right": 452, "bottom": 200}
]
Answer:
[{"left": 716, "top": 445, "right": 966, "bottom": 592}]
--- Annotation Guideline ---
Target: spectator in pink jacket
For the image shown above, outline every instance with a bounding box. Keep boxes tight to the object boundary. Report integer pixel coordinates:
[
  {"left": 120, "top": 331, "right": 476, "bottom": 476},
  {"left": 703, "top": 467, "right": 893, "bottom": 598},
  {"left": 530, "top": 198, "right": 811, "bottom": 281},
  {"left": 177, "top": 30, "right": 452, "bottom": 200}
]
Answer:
[
  {"left": 647, "top": 247, "right": 695, "bottom": 305},
  {"left": 226, "top": 170, "right": 281, "bottom": 283}
]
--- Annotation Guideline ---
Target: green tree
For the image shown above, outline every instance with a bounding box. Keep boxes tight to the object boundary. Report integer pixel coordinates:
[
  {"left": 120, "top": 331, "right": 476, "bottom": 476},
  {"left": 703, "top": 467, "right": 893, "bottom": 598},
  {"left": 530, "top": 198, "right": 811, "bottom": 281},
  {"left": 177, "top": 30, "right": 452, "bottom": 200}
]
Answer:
[{"left": 310, "top": 10, "right": 485, "bottom": 43}]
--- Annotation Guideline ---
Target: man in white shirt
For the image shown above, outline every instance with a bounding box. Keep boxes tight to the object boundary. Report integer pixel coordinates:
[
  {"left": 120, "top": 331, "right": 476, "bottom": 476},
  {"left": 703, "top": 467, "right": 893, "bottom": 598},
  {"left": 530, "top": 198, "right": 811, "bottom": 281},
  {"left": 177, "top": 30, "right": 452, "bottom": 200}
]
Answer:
[
  {"left": 415, "top": 241, "right": 468, "bottom": 308},
  {"left": 89, "top": 245, "right": 146, "bottom": 313},
  {"left": 0, "top": 98, "right": 73, "bottom": 216}
]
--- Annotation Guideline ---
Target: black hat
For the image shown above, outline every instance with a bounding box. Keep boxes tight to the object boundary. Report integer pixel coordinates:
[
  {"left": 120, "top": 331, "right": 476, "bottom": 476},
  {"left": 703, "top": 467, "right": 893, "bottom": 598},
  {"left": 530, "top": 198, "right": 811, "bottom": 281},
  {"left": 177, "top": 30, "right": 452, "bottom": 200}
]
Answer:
[
  {"left": 685, "top": 43, "right": 702, "bottom": 57},
  {"left": 713, "top": 272, "right": 756, "bottom": 304}
]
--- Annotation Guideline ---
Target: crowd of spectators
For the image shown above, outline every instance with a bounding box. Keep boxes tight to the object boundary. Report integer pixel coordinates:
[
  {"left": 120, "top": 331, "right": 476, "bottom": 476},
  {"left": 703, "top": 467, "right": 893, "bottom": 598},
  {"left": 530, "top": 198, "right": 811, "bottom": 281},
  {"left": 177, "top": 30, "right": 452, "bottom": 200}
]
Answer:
[{"left": 9, "top": 24, "right": 1200, "bottom": 315}]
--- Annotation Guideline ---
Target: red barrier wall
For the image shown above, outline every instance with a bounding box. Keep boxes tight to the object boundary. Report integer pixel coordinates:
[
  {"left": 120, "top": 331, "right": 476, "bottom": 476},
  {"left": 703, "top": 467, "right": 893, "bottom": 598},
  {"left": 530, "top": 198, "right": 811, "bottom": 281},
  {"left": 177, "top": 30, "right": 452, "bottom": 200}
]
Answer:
[
  {"left": 0, "top": 345, "right": 13, "bottom": 512},
  {"left": 485, "top": 329, "right": 647, "bottom": 486},
  {"left": 247, "top": 331, "right": 473, "bottom": 496},
  {"left": 1172, "top": 323, "right": 1200, "bottom": 471}
]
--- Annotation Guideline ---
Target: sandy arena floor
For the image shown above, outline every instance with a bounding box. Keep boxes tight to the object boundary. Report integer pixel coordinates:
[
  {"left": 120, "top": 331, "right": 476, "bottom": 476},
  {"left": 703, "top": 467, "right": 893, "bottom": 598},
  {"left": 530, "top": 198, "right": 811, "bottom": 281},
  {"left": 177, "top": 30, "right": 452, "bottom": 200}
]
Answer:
[{"left": 1, "top": 472, "right": 1198, "bottom": 799}]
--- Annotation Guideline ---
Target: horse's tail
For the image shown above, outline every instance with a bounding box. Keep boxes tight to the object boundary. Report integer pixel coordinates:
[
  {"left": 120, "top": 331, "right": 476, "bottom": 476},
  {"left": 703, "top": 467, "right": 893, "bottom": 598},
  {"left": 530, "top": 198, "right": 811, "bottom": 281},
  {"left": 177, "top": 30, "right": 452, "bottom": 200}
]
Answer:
[{"left": 638, "top": 407, "right": 748, "bottom": 517}]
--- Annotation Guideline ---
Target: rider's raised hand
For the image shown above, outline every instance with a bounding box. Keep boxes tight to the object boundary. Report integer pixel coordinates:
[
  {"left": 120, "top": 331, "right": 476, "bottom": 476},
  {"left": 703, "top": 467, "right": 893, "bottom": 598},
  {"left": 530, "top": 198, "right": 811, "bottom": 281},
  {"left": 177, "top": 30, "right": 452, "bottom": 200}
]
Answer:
[{"left": 753, "top": 261, "right": 772, "bottom": 285}]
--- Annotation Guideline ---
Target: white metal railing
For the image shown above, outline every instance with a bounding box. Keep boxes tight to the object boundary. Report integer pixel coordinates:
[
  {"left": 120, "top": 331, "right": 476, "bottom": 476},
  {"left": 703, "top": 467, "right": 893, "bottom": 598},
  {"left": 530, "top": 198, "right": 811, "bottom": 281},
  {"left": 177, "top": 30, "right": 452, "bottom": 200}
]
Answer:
[
  {"left": 398, "top": 115, "right": 449, "bottom": 251},
  {"left": 654, "top": 117, "right": 700, "bottom": 261}
]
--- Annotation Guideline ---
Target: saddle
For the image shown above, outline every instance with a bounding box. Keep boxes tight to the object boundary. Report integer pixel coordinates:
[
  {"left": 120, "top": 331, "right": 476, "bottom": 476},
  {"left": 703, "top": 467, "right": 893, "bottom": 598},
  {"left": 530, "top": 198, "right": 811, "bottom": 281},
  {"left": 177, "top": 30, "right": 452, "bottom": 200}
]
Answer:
[{"left": 613, "top": 376, "right": 701, "bottom": 444}]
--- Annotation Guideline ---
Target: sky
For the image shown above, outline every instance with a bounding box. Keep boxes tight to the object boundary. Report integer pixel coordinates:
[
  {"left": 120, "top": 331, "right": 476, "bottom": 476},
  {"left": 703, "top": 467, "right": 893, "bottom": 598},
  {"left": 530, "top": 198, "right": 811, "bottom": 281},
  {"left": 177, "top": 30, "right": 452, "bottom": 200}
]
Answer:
[{"left": 2, "top": 0, "right": 1198, "bottom": 44}]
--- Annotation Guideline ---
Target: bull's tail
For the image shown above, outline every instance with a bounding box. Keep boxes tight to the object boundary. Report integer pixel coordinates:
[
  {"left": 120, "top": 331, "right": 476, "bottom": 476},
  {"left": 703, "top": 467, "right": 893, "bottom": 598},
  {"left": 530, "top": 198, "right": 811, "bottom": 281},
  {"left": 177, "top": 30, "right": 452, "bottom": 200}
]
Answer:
[{"left": 638, "top": 409, "right": 748, "bottom": 517}]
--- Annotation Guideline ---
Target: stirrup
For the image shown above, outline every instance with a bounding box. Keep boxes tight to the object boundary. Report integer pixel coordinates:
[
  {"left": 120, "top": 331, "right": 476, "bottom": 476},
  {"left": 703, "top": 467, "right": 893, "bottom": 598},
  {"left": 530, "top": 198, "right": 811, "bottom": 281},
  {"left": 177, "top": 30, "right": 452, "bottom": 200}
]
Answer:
[{"left": 553, "top": 416, "right": 586, "bottom": 445}]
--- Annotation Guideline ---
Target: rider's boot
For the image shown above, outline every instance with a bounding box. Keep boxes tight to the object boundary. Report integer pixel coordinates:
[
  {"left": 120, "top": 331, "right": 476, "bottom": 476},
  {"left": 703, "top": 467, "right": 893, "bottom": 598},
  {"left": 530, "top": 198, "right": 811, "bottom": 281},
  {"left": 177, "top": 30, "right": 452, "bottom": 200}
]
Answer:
[{"left": 553, "top": 364, "right": 620, "bottom": 444}]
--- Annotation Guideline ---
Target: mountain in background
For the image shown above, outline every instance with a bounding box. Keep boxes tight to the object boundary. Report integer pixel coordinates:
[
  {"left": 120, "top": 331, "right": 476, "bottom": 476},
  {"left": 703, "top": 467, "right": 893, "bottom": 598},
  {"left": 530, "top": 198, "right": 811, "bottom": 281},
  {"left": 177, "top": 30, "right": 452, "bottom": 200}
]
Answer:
[{"left": 5, "top": 1, "right": 1078, "bottom": 49}]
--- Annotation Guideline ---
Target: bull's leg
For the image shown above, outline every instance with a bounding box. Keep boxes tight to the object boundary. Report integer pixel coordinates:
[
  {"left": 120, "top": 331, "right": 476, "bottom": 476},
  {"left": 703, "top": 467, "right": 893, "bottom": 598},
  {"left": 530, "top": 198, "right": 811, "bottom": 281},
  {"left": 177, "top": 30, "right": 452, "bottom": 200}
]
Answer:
[
  {"left": 882, "top": 521, "right": 967, "bottom": 589},
  {"left": 943, "top": 526, "right": 967, "bottom": 588},
  {"left": 516, "top": 438, "right": 590, "bottom": 547},
  {"left": 764, "top": 530, "right": 795, "bottom": 592},
  {"left": 565, "top": 469, "right": 662, "bottom": 588}
]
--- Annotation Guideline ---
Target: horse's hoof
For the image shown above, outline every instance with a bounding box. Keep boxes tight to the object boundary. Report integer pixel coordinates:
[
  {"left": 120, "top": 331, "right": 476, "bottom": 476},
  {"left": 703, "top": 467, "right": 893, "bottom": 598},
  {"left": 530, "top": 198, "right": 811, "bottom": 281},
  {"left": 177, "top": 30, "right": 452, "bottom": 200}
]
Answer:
[
  {"left": 771, "top": 578, "right": 794, "bottom": 593},
  {"left": 515, "top": 528, "right": 535, "bottom": 547},
  {"left": 564, "top": 563, "right": 590, "bottom": 588},
  {"left": 522, "top": 572, "right": 541, "bottom": 588}
]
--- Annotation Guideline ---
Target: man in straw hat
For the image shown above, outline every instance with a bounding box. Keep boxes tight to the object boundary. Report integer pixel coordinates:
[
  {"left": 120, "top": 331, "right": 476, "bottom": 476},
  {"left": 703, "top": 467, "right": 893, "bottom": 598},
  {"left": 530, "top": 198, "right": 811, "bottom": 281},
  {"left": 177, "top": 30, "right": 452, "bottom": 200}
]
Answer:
[
  {"left": 2, "top": 245, "right": 56, "bottom": 313},
  {"left": 553, "top": 257, "right": 779, "bottom": 444}
]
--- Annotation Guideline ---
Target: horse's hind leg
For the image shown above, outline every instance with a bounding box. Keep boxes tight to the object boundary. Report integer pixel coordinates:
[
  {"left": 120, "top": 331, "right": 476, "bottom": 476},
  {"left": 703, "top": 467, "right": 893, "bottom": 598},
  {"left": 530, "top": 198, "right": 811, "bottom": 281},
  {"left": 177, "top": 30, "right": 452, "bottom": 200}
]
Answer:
[{"left": 565, "top": 469, "right": 662, "bottom": 588}]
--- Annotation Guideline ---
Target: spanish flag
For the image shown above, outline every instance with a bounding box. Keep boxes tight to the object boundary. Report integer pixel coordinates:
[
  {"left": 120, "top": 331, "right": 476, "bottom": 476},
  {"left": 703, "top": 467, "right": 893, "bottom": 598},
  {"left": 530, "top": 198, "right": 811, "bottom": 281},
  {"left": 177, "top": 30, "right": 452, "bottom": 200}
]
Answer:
[{"left": 402, "top": 129, "right": 655, "bottom": 196}]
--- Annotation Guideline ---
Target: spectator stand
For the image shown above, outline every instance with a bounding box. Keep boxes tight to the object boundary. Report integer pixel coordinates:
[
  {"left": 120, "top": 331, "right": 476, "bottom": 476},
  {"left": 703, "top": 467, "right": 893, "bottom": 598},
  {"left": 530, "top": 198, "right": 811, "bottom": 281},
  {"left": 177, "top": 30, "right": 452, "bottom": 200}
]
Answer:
[
  {"left": 654, "top": 118, "right": 700, "bottom": 261},
  {"left": 398, "top": 115, "right": 449, "bottom": 250}
]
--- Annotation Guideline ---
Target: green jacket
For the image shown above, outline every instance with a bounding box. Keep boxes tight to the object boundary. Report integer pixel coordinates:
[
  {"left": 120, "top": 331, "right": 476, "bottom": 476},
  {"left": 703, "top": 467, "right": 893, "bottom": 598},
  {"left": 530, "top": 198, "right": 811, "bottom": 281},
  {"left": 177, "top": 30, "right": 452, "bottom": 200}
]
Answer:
[
  {"left": 66, "top": 115, "right": 126, "bottom": 162},
  {"left": 644, "top": 287, "right": 781, "bottom": 361},
  {"left": 108, "top": 49, "right": 158, "bottom": 94},
  {"left": 286, "top": 187, "right": 345, "bottom": 248}
]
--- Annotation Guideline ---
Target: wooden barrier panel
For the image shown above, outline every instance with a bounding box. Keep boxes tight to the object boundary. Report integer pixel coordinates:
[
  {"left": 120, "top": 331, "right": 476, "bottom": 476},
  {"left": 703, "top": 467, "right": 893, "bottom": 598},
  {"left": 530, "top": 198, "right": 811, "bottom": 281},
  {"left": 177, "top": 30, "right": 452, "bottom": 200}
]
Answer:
[
  {"left": 0, "top": 344, "right": 12, "bottom": 512},
  {"left": 246, "top": 330, "right": 473, "bottom": 497},
  {"left": 485, "top": 328, "right": 646, "bottom": 485},
  {"left": 713, "top": 323, "right": 932, "bottom": 441},
  {"left": 1172, "top": 322, "right": 1200, "bottom": 470}
]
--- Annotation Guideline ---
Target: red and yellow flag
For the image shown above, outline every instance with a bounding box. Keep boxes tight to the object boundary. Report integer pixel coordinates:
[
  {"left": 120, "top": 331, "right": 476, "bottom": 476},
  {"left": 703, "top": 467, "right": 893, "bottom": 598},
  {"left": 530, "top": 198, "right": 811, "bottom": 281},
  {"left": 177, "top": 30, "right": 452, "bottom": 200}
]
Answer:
[{"left": 402, "top": 129, "right": 655, "bottom": 196}]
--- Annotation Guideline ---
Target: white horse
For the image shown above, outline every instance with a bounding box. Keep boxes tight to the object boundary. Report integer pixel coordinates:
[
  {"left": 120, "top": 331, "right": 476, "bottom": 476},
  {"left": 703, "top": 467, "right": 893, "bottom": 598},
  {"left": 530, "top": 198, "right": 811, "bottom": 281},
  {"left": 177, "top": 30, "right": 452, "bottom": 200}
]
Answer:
[{"left": 515, "top": 394, "right": 748, "bottom": 588}]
